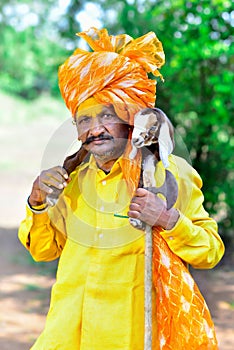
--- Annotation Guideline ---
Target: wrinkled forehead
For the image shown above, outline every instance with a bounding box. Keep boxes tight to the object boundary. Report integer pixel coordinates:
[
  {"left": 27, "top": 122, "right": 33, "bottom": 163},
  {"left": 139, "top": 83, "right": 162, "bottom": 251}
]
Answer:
[{"left": 76, "top": 97, "right": 114, "bottom": 118}]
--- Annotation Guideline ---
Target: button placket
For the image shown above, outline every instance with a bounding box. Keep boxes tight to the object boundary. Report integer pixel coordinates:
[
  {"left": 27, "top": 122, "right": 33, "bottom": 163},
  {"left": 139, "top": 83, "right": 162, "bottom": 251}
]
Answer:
[{"left": 96, "top": 180, "right": 107, "bottom": 242}]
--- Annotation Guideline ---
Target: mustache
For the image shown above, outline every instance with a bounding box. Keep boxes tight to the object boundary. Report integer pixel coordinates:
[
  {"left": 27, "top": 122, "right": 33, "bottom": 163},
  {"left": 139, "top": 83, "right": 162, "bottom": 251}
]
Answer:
[{"left": 83, "top": 134, "right": 114, "bottom": 145}]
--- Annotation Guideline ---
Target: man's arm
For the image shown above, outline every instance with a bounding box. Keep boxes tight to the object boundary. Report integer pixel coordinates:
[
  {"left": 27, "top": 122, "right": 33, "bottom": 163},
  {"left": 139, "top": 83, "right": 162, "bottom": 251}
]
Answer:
[
  {"left": 18, "top": 166, "right": 70, "bottom": 262},
  {"left": 128, "top": 158, "right": 225, "bottom": 269},
  {"left": 158, "top": 165, "right": 225, "bottom": 269},
  {"left": 18, "top": 206, "right": 66, "bottom": 262}
]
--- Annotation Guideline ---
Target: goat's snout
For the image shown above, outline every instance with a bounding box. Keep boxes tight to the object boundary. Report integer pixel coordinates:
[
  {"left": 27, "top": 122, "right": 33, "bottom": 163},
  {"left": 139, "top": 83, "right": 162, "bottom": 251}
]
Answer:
[
  {"left": 132, "top": 135, "right": 144, "bottom": 147},
  {"left": 132, "top": 137, "right": 140, "bottom": 144}
]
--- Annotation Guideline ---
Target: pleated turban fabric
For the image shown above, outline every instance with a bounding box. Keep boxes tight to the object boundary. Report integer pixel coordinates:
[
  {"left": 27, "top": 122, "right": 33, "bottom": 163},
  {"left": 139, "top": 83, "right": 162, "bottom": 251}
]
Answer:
[{"left": 58, "top": 27, "right": 165, "bottom": 125}]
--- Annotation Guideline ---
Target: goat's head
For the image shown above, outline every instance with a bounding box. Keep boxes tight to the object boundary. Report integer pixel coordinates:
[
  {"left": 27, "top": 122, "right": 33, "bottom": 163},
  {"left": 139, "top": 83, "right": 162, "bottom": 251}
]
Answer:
[{"left": 129, "top": 108, "right": 174, "bottom": 168}]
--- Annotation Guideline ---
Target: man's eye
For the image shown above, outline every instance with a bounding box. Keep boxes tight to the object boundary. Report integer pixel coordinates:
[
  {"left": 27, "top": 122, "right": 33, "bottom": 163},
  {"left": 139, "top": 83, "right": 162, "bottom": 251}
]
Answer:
[
  {"left": 101, "top": 113, "right": 115, "bottom": 121},
  {"left": 78, "top": 117, "right": 91, "bottom": 125}
]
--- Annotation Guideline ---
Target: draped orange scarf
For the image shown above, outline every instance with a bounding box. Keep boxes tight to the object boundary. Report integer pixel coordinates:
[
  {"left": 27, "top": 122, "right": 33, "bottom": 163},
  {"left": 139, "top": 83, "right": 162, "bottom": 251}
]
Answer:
[{"left": 58, "top": 27, "right": 218, "bottom": 349}]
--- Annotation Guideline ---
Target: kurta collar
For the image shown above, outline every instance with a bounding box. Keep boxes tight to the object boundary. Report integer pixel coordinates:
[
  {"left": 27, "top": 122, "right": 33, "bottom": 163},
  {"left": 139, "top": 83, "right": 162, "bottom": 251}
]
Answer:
[{"left": 78, "top": 153, "right": 125, "bottom": 175}]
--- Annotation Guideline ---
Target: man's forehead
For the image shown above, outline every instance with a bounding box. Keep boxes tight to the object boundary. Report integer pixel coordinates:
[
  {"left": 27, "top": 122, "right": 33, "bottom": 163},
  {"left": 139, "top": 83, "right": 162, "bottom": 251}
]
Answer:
[{"left": 77, "top": 100, "right": 114, "bottom": 118}]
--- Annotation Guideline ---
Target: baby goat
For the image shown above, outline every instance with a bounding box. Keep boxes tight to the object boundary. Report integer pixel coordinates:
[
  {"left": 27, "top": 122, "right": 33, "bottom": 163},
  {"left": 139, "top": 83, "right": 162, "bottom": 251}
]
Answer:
[{"left": 129, "top": 107, "right": 177, "bottom": 229}]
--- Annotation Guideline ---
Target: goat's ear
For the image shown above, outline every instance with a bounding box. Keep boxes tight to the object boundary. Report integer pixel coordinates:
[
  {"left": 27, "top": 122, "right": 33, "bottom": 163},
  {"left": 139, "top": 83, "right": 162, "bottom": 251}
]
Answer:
[
  {"left": 158, "top": 121, "right": 174, "bottom": 168},
  {"left": 129, "top": 144, "right": 137, "bottom": 160}
]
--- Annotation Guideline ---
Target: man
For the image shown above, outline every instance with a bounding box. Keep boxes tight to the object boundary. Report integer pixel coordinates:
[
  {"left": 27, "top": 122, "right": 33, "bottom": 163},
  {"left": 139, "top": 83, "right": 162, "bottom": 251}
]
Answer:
[{"left": 19, "top": 28, "right": 224, "bottom": 349}]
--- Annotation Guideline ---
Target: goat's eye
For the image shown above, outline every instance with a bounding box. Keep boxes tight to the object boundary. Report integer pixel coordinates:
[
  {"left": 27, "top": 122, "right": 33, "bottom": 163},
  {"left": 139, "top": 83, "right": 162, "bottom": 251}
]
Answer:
[{"left": 150, "top": 126, "right": 157, "bottom": 132}]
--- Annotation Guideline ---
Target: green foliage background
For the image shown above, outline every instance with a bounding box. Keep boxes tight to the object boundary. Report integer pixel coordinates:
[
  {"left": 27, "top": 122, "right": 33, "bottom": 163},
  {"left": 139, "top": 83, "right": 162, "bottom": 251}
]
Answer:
[{"left": 0, "top": 0, "right": 233, "bottom": 244}]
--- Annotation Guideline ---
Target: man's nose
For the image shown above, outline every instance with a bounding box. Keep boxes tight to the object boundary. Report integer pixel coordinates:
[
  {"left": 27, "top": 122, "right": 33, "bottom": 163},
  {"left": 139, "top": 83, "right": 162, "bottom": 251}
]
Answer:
[{"left": 89, "top": 117, "right": 105, "bottom": 135}]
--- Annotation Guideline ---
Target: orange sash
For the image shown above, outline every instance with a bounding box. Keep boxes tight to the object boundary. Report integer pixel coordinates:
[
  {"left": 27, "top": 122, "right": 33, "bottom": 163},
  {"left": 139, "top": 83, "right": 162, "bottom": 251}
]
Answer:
[{"left": 153, "top": 229, "right": 218, "bottom": 349}]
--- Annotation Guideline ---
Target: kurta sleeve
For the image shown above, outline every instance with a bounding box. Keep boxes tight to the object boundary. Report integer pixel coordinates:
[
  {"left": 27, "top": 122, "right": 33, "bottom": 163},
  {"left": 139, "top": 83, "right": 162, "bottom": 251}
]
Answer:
[
  {"left": 18, "top": 203, "right": 67, "bottom": 262},
  {"left": 159, "top": 157, "right": 225, "bottom": 269}
]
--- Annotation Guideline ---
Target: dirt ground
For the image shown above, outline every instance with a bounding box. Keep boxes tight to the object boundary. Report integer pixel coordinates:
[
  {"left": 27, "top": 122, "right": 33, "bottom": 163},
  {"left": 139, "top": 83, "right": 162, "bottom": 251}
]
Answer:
[
  {"left": 0, "top": 119, "right": 234, "bottom": 349},
  {"left": 0, "top": 227, "right": 56, "bottom": 349}
]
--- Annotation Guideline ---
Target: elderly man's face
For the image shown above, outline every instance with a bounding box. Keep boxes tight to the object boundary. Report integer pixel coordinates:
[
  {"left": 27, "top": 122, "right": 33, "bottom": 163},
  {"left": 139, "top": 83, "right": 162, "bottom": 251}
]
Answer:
[{"left": 75, "top": 103, "right": 129, "bottom": 162}]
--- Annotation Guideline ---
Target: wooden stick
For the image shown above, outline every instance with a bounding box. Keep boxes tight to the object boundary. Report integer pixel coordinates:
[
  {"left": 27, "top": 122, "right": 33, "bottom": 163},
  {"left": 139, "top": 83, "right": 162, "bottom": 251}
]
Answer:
[{"left": 144, "top": 224, "right": 153, "bottom": 350}]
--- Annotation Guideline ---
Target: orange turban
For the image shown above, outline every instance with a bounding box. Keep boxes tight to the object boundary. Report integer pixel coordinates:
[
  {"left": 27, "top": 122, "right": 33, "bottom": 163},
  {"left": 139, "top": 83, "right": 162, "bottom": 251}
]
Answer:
[{"left": 58, "top": 27, "right": 165, "bottom": 125}]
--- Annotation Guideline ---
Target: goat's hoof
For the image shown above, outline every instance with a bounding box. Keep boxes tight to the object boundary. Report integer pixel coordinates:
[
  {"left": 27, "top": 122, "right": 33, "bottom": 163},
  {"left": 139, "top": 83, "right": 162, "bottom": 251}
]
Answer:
[{"left": 129, "top": 218, "right": 146, "bottom": 231}]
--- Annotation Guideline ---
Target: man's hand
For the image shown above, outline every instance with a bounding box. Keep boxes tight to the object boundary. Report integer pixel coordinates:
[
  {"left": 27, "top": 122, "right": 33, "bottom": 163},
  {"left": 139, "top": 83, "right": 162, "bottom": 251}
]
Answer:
[
  {"left": 28, "top": 166, "right": 70, "bottom": 206},
  {"left": 128, "top": 188, "right": 179, "bottom": 230}
]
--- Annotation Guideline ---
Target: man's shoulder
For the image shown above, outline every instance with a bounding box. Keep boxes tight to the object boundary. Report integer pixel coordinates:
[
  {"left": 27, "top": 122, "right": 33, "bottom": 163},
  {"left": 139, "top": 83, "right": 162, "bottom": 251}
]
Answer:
[
  {"left": 169, "top": 154, "right": 202, "bottom": 187},
  {"left": 168, "top": 154, "right": 193, "bottom": 171}
]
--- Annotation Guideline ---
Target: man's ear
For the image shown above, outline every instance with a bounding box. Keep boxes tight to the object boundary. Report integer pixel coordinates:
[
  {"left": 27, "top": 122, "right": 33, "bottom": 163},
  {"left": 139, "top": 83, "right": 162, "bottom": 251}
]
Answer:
[{"left": 158, "top": 121, "right": 174, "bottom": 168}]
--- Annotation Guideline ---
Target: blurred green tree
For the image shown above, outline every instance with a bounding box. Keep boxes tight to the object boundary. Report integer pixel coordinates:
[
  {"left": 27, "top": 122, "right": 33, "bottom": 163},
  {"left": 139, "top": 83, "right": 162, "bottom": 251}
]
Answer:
[{"left": 0, "top": 0, "right": 84, "bottom": 98}]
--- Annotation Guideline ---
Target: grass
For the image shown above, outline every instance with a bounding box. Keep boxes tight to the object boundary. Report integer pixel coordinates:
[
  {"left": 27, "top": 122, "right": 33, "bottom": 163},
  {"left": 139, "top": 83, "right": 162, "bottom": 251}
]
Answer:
[{"left": 24, "top": 283, "right": 44, "bottom": 292}]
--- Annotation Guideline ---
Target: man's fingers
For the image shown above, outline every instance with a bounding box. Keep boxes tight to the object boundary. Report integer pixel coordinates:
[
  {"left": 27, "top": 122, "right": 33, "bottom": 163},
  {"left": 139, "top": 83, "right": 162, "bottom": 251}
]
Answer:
[
  {"left": 134, "top": 188, "right": 149, "bottom": 197},
  {"left": 127, "top": 209, "right": 141, "bottom": 219},
  {"left": 49, "top": 166, "right": 69, "bottom": 180},
  {"left": 39, "top": 182, "right": 54, "bottom": 194},
  {"left": 29, "top": 166, "right": 69, "bottom": 206},
  {"left": 129, "top": 202, "right": 141, "bottom": 212},
  {"left": 131, "top": 190, "right": 151, "bottom": 206},
  {"left": 40, "top": 176, "right": 67, "bottom": 190},
  {"left": 39, "top": 166, "right": 69, "bottom": 191}
]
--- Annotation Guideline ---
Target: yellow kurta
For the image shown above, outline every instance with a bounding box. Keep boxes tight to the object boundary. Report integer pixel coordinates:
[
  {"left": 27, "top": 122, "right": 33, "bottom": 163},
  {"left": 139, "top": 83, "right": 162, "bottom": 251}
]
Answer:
[{"left": 18, "top": 155, "right": 224, "bottom": 350}]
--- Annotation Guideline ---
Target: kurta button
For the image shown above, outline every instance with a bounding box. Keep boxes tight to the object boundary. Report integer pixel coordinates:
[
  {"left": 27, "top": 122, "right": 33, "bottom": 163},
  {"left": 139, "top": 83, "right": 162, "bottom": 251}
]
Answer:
[
  {"left": 100, "top": 206, "right": 104, "bottom": 211},
  {"left": 169, "top": 236, "right": 174, "bottom": 240},
  {"left": 102, "top": 180, "right": 106, "bottom": 185}
]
